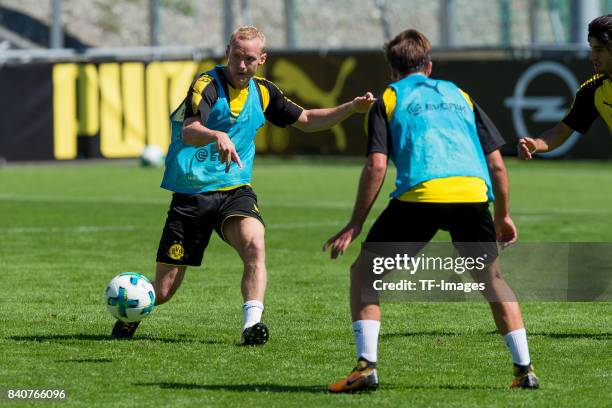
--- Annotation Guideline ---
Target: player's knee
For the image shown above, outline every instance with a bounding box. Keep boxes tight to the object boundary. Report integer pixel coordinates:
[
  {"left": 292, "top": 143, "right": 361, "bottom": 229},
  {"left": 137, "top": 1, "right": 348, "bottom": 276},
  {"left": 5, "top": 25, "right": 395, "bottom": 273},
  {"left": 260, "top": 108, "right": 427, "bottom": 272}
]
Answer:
[
  {"left": 153, "top": 284, "right": 174, "bottom": 305},
  {"left": 471, "top": 260, "right": 503, "bottom": 283},
  {"left": 350, "top": 260, "right": 373, "bottom": 293},
  {"left": 350, "top": 260, "right": 368, "bottom": 277},
  {"left": 240, "top": 238, "right": 265, "bottom": 264}
]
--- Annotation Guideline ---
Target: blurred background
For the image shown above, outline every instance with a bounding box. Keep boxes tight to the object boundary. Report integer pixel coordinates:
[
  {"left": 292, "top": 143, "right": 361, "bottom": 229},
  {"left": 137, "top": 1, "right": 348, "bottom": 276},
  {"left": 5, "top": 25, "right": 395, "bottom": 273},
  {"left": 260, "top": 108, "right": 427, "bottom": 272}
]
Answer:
[
  {"left": 0, "top": 0, "right": 611, "bottom": 161},
  {"left": 2, "top": 0, "right": 610, "bottom": 49}
]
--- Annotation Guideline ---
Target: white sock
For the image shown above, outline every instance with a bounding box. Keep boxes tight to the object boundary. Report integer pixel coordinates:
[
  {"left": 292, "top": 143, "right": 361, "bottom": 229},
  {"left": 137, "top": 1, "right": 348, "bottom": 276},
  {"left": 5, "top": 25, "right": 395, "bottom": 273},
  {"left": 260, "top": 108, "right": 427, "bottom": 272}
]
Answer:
[
  {"left": 242, "top": 300, "right": 264, "bottom": 330},
  {"left": 504, "top": 328, "right": 531, "bottom": 366},
  {"left": 353, "top": 320, "right": 381, "bottom": 363}
]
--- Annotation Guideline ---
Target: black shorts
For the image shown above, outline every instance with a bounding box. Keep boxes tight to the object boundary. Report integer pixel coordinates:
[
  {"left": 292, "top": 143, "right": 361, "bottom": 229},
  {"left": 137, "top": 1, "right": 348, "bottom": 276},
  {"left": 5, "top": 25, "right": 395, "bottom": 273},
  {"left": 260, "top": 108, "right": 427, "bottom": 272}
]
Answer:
[
  {"left": 156, "top": 186, "right": 264, "bottom": 266},
  {"left": 365, "top": 200, "right": 498, "bottom": 260}
]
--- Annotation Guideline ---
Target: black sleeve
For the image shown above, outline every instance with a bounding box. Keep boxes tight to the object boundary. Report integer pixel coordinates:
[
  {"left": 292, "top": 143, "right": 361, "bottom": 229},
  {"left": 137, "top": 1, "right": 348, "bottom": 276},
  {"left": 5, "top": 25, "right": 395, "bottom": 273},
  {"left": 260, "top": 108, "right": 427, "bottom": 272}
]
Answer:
[
  {"left": 562, "top": 86, "right": 599, "bottom": 134},
  {"left": 260, "top": 80, "right": 303, "bottom": 127},
  {"left": 366, "top": 97, "right": 391, "bottom": 156},
  {"left": 194, "top": 81, "right": 218, "bottom": 124},
  {"left": 472, "top": 99, "right": 506, "bottom": 154}
]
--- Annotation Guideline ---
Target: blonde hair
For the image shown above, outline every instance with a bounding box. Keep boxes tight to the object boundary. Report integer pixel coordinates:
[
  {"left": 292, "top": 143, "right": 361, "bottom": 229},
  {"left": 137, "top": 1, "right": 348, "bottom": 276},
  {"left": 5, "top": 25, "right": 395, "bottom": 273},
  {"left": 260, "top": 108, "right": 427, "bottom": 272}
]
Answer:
[{"left": 229, "top": 26, "right": 266, "bottom": 50}]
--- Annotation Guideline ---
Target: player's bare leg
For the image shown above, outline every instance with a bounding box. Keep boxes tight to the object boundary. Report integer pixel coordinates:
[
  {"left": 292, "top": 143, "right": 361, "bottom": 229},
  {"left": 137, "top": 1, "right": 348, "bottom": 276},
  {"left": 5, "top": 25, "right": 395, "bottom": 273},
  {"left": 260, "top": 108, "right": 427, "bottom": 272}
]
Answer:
[
  {"left": 154, "top": 263, "right": 187, "bottom": 305},
  {"left": 471, "top": 258, "right": 539, "bottom": 389},
  {"left": 223, "top": 216, "right": 267, "bottom": 302},
  {"left": 223, "top": 216, "right": 269, "bottom": 345},
  {"left": 469, "top": 258, "right": 523, "bottom": 332},
  {"left": 329, "top": 252, "right": 380, "bottom": 392},
  {"left": 350, "top": 253, "right": 381, "bottom": 321}
]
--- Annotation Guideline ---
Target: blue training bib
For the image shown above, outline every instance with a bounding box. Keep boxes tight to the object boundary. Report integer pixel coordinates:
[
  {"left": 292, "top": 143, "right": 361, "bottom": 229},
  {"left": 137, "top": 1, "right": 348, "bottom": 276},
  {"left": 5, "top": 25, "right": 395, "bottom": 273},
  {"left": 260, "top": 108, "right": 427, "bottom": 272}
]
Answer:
[
  {"left": 161, "top": 66, "right": 266, "bottom": 194},
  {"left": 388, "top": 74, "right": 494, "bottom": 202}
]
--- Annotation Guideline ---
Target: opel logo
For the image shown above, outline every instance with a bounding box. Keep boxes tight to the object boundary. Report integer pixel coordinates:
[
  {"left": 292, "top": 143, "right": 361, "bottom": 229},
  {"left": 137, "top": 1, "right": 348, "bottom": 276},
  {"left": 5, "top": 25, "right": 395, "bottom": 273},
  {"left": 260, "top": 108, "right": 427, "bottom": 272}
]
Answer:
[{"left": 504, "top": 62, "right": 581, "bottom": 158}]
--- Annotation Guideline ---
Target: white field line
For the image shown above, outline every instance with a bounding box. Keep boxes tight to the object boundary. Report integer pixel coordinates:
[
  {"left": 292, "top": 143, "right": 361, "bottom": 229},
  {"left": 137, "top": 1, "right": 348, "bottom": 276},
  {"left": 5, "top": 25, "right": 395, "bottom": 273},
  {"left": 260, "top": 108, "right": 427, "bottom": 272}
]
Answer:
[
  {"left": 1, "top": 193, "right": 611, "bottom": 214},
  {"left": 0, "top": 194, "right": 167, "bottom": 205},
  {"left": 1, "top": 225, "right": 145, "bottom": 233},
  {"left": 0, "top": 193, "right": 354, "bottom": 209},
  {"left": 0, "top": 221, "right": 347, "bottom": 234}
]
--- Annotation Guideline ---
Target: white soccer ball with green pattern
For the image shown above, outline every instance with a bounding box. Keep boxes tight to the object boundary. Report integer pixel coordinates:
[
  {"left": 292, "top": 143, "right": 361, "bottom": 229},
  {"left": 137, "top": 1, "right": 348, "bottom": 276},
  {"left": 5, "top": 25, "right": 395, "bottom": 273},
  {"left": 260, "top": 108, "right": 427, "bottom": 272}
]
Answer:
[
  {"left": 105, "top": 272, "right": 155, "bottom": 322},
  {"left": 140, "top": 145, "right": 165, "bottom": 168}
]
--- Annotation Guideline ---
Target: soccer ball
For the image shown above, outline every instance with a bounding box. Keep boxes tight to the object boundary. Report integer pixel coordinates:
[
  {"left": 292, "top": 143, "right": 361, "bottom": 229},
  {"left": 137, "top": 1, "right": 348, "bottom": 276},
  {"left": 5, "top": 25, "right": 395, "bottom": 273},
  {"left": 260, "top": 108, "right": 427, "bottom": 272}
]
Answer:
[
  {"left": 105, "top": 272, "right": 155, "bottom": 322},
  {"left": 140, "top": 145, "right": 165, "bottom": 168}
]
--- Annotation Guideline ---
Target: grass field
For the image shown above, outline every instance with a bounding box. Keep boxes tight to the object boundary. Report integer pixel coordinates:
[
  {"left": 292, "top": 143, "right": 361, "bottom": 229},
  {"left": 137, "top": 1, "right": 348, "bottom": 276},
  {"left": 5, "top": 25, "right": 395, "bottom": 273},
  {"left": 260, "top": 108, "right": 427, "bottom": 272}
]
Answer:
[{"left": 0, "top": 158, "right": 610, "bottom": 407}]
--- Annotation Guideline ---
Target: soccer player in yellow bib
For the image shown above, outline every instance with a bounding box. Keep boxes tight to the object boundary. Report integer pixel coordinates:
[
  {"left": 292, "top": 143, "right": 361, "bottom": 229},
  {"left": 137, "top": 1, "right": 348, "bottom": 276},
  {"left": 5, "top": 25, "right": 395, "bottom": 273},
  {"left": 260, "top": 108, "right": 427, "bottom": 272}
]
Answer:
[
  {"left": 519, "top": 15, "right": 612, "bottom": 158},
  {"left": 111, "top": 26, "right": 374, "bottom": 344},
  {"left": 324, "top": 29, "right": 538, "bottom": 392}
]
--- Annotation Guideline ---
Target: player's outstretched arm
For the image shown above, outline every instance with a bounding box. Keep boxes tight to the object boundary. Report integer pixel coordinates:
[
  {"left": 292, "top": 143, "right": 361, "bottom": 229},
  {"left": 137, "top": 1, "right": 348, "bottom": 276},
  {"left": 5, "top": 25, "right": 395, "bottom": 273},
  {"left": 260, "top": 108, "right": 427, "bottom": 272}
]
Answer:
[
  {"left": 292, "top": 92, "right": 375, "bottom": 132},
  {"left": 517, "top": 122, "right": 574, "bottom": 160},
  {"left": 182, "top": 116, "right": 242, "bottom": 173},
  {"left": 323, "top": 152, "right": 387, "bottom": 259},
  {"left": 487, "top": 150, "right": 517, "bottom": 247}
]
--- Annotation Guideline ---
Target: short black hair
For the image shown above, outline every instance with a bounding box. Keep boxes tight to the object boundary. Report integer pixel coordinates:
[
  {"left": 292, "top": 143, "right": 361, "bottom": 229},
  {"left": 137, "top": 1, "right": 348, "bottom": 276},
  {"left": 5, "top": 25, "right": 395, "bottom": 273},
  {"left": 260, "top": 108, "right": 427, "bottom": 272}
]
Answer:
[{"left": 588, "top": 14, "right": 612, "bottom": 46}]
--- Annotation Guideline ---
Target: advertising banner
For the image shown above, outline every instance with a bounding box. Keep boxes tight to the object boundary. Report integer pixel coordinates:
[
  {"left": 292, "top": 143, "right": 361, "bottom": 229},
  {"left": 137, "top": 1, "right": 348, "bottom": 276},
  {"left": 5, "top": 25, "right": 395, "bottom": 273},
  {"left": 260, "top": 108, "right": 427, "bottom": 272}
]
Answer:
[{"left": 0, "top": 53, "right": 609, "bottom": 161}]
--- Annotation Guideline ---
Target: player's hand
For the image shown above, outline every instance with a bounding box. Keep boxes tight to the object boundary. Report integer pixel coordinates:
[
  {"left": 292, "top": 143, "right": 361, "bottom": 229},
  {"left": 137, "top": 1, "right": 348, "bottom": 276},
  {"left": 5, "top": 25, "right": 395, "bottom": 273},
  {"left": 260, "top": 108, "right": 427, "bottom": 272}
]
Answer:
[
  {"left": 323, "top": 223, "right": 362, "bottom": 259},
  {"left": 351, "top": 92, "right": 376, "bottom": 113},
  {"left": 215, "top": 132, "right": 242, "bottom": 173},
  {"left": 494, "top": 215, "right": 517, "bottom": 248},
  {"left": 518, "top": 137, "right": 537, "bottom": 160}
]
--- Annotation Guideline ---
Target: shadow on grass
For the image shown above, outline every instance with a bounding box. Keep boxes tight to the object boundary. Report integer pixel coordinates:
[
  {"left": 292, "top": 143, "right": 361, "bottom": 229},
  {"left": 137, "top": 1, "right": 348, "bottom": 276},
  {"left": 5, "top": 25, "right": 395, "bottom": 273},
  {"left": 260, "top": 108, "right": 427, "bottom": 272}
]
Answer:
[
  {"left": 137, "top": 382, "right": 499, "bottom": 393},
  {"left": 381, "top": 330, "right": 486, "bottom": 338},
  {"left": 396, "top": 384, "right": 501, "bottom": 391},
  {"left": 7, "top": 334, "right": 224, "bottom": 344},
  {"left": 136, "top": 382, "right": 324, "bottom": 394},
  {"left": 529, "top": 332, "right": 611, "bottom": 340},
  {"left": 55, "top": 358, "right": 113, "bottom": 363},
  {"left": 383, "top": 330, "right": 611, "bottom": 340}
]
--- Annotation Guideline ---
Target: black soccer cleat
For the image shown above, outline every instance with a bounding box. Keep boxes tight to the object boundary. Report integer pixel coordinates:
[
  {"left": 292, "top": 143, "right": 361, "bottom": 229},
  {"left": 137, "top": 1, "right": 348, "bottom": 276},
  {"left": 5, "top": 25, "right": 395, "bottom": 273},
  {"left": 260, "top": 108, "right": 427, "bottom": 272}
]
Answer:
[
  {"left": 510, "top": 363, "right": 539, "bottom": 389},
  {"left": 111, "top": 320, "right": 140, "bottom": 340},
  {"left": 240, "top": 322, "right": 269, "bottom": 345}
]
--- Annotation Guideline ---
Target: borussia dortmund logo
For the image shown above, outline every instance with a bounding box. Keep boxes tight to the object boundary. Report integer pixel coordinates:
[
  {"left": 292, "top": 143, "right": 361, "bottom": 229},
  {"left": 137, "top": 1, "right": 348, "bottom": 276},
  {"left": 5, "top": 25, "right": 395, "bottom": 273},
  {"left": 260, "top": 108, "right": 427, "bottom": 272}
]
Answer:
[{"left": 168, "top": 243, "right": 185, "bottom": 260}]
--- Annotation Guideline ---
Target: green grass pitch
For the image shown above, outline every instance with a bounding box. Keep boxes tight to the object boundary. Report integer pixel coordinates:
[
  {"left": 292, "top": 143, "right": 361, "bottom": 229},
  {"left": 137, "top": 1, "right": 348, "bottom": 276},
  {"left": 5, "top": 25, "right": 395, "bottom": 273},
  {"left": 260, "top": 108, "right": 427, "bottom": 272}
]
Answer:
[{"left": 0, "top": 158, "right": 610, "bottom": 407}]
